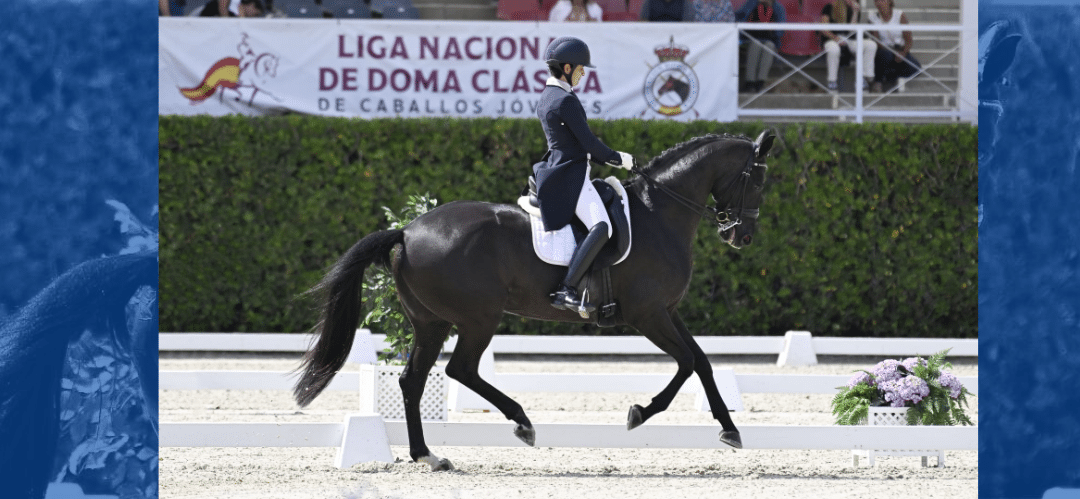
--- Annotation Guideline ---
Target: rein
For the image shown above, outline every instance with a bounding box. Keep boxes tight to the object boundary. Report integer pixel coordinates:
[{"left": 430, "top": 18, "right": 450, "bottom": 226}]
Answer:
[{"left": 631, "top": 157, "right": 764, "bottom": 232}]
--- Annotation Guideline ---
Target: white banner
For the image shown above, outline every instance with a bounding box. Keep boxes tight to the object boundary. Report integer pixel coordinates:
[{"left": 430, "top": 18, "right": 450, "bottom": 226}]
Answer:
[{"left": 159, "top": 19, "right": 738, "bottom": 121}]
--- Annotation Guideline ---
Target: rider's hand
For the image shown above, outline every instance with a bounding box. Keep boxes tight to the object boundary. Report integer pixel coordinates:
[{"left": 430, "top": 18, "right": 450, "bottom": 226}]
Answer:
[{"left": 608, "top": 152, "right": 635, "bottom": 170}]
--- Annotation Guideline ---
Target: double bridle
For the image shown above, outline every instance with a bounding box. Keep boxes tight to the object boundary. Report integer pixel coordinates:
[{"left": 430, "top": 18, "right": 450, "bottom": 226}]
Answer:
[{"left": 631, "top": 155, "right": 765, "bottom": 232}]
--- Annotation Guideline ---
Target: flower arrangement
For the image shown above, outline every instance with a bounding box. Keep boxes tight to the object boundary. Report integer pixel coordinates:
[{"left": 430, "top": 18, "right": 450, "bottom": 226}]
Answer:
[
  {"left": 831, "top": 349, "right": 974, "bottom": 426},
  {"left": 361, "top": 193, "right": 439, "bottom": 364}
]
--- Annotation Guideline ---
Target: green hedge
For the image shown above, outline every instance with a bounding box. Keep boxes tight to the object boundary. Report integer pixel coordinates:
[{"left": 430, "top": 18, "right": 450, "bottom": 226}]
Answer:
[{"left": 159, "top": 116, "right": 976, "bottom": 338}]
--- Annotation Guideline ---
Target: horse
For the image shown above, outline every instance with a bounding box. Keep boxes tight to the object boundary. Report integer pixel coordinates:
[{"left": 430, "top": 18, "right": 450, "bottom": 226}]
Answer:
[
  {"left": 294, "top": 131, "right": 776, "bottom": 470},
  {"left": 0, "top": 251, "right": 158, "bottom": 498}
]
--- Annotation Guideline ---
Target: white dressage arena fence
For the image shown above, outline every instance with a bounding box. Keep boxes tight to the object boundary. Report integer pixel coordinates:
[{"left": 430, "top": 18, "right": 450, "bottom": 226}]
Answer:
[
  {"left": 160, "top": 330, "right": 977, "bottom": 363},
  {"left": 159, "top": 418, "right": 978, "bottom": 469},
  {"left": 160, "top": 331, "right": 977, "bottom": 468}
]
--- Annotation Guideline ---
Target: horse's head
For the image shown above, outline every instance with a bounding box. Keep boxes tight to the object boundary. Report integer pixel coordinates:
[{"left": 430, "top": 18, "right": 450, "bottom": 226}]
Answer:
[
  {"left": 715, "top": 130, "right": 775, "bottom": 249},
  {"left": 979, "top": 20, "right": 1021, "bottom": 164}
]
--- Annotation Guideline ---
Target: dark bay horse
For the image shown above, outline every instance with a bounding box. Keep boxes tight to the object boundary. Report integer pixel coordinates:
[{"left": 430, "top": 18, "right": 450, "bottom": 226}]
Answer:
[
  {"left": 0, "top": 252, "right": 158, "bottom": 498},
  {"left": 294, "top": 131, "right": 776, "bottom": 470}
]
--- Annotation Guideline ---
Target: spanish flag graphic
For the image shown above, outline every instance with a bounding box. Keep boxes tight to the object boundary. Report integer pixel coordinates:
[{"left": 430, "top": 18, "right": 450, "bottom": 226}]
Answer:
[{"left": 179, "top": 57, "right": 241, "bottom": 102}]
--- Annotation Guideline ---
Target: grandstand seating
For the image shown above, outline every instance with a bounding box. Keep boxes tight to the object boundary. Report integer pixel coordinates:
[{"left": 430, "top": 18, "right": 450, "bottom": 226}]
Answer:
[
  {"left": 371, "top": 0, "right": 420, "bottom": 18},
  {"left": 276, "top": 0, "right": 326, "bottom": 17},
  {"left": 497, "top": 0, "right": 545, "bottom": 20},
  {"left": 322, "top": 0, "right": 372, "bottom": 18}
]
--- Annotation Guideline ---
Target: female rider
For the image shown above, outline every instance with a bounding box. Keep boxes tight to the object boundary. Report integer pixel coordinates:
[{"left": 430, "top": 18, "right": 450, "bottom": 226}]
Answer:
[{"left": 533, "top": 36, "right": 635, "bottom": 317}]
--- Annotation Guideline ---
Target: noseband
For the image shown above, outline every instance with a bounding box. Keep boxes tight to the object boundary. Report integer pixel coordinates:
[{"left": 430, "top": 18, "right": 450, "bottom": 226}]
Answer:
[{"left": 631, "top": 155, "right": 765, "bottom": 232}]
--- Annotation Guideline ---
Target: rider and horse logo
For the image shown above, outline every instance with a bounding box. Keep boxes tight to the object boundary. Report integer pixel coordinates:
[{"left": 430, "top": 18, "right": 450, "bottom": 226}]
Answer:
[
  {"left": 179, "top": 33, "right": 281, "bottom": 106},
  {"left": 642, "top": 37, "right": 700, "bottom": 118}
]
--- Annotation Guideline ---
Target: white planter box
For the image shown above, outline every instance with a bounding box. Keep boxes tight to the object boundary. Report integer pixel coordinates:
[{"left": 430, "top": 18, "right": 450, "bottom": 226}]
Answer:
[
  {"left": 852, "top": 407, "right": 945, "bottom": 467},
  {"left": 358, "top": 364, "right": 448, "bottom": 421}
]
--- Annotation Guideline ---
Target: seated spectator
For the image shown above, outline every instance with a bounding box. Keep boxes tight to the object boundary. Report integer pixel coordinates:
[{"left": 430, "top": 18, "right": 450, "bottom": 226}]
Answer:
[
  {"left": 199, "top": 0, "right": 264, "bottom": 17},
  {"left": 549, "top": 0, "right": 603, "bottom": 22},
  {"left": 640, "top": 0, "right": 693, "bottom": 22},
  {"left": 869, "top": 0, "right": 920, "bottom": 91},
  {"left": 819, "top": 0, "right": 877, "bottom": 92},
  {"left": 736, "top": 0, "right": 786, "bottom": 93},
  {"left": 690, "top": 0, "right": 734, "bottom": 22}
]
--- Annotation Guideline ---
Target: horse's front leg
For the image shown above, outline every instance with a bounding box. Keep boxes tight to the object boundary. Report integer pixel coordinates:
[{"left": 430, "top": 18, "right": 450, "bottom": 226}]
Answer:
[
  {"left": 671, "top": 310, "right": 741, "bottom": 449},
  {"left": 626, "top": 310, "right": 696, "bottom": 430}
]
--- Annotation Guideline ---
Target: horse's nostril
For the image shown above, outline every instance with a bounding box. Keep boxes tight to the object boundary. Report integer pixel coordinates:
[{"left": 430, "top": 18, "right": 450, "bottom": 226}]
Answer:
[{"left": 742, "top": 235, "right": 752, "bottom": 245}]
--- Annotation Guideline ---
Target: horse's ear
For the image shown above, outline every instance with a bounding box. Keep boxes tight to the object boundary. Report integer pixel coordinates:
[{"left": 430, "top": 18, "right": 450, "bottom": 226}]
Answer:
[
  {"left": 754, "top": 129, "right": 776, "bottom": 159},
  {"left": 981, "top": 34, "right": 1021, "bottom": 86}
]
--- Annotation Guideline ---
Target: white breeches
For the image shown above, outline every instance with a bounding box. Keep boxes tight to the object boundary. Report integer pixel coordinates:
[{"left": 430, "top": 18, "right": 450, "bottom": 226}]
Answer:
[
  {"left": 575, "top": 166, "right": 612, "bottom": 237},
  {"left": 823, "top": 39, "right": 877, "bottom": 81}
]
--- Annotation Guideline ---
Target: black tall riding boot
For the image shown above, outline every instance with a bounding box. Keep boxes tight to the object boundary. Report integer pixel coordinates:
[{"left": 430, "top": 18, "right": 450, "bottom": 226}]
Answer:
[{"left": 551, "top": 222, "right": 609, "bottom": 318}]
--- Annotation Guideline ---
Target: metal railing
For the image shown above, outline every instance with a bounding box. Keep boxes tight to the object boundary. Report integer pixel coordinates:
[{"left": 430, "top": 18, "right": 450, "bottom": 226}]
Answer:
[{"left": 733, "top": 22, "right": 977, "bottom": 123}]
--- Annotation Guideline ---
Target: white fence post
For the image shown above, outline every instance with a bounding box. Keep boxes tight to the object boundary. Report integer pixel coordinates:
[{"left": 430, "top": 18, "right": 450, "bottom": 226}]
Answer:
[
  {"left": 345, "top": 328, "right": 378, "bottom": 365},
  {"left": 695, "top": 368, "right": 744, "bottom": 412},
  {"left": 777, "top": 331, "right": 818, "bottom": 367},
  {"left": 335, "top": 413, "right": 394, "bottom": 469}
]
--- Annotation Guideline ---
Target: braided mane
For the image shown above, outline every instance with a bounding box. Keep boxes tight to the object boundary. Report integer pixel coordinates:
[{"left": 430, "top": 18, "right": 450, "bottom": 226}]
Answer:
[{"left": 640, "top": 133, "right": 752, "bottom": 174}]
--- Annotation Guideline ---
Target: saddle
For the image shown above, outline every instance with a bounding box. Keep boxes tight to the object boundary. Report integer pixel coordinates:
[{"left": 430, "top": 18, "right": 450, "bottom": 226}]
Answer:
[{"left": 517, "top": 176, "right": 632, "bottom": 326}]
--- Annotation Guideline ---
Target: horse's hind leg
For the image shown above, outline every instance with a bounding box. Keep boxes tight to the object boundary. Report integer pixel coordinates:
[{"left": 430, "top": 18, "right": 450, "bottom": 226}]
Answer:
[
  {"left": 398, "top": 319, "right": 455, "bottom": 470},
  {"left": 626, "top": 310, "right": 696, "bottom": 430},
  {"left": 444, "top": 320, "right": 536, "bottom": 446},
  {"left": 671, "top": 310, "right": 741, "bottom": 449}
]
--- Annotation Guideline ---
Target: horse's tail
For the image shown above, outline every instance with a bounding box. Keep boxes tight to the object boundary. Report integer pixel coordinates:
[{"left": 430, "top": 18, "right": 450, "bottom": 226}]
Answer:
[{"left": 293, "top": 229, "right": 404, "bottom": 408}]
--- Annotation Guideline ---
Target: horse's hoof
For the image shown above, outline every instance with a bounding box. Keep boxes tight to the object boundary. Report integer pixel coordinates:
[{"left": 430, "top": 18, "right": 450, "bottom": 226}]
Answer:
[
  {"left": 418, "top": 455, "right": 456, "bottom": 471},
  {"left": 719, "top": 430, "right": 742, "bottom": 449},
  {"left": 431, "top": 458, "right": 455, "bottom": 471},
  {"left": 627, "top": 404, "right": 645, "bottom": 430},
  {"left": 514, "top": 423, "right": 536, "bottom": 447}
]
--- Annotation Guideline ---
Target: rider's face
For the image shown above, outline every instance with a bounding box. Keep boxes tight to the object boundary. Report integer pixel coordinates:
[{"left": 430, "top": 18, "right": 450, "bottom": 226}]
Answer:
[{"left": 570, "top": 65, "right": 585, "bottom": 86}]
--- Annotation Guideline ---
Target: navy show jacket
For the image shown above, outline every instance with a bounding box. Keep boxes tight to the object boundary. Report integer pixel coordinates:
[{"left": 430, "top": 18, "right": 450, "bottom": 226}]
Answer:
[{"left": 533, "top": 79, "right": 620, "bottom": 231}]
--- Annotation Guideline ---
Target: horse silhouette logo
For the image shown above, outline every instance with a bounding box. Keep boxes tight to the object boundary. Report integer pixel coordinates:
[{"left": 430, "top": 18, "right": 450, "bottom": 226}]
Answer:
[
  {"left": 642, "top": 37, "right": 700, "bottom": 117},
  {"left": 179, "top": 33, "right": 281, "bottom": 106}
]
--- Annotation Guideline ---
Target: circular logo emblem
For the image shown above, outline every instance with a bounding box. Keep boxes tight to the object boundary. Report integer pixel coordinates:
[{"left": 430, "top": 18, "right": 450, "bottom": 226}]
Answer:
[{"left": 643, "top": 60, "right": 699, "bottom": 116}]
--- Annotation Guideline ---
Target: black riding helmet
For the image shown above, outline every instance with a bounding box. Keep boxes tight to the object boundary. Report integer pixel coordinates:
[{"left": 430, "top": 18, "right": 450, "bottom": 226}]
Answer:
[{"left": 544, "top": 37, "right": 595, "bottom": 69}]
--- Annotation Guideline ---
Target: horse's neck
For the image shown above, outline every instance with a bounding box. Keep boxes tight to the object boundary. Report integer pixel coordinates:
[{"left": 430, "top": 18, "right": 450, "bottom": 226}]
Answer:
[{"left": 630, "top": 166, "right": 715, "bottom": 243}]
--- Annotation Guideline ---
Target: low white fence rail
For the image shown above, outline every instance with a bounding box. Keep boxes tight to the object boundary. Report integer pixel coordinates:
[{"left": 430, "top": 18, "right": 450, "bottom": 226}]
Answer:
[
  {"left": 159, "top": 421, "right": 977, "bottom": 451},
  {"left": 160, "top": 331, "right": 977, "bottom": 357},
  {"left": 159, "top": 370, "right": 978, "bottom": 396}
]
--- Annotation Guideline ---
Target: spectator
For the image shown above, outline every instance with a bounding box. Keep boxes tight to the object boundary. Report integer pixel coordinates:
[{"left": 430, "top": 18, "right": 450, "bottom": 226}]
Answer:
[
  {"left": 819, "top": 0, "right": 877, "bottom": 92},
  {"left": 549, "top": 0, "right": 603, "bottom": 22},
  {"left": 690, "top": 0, "right": 735, "bottom": 22},
  {"left": 736, "top": 0, "right": 786, "bottom": 93},
  {"left": 199, "top": 0, "right": 264, "bottom": 17},
  {"left": 869, "top": 0, "right": 920, "bottom": 91},
  {"left": 640, "top": 0, "right": 693, "bottom": 22}
]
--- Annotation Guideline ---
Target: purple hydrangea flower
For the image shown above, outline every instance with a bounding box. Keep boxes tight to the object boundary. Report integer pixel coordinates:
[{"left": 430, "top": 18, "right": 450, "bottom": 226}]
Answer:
[
  {"left": 902, "top": 357, "right": 927, "bottom": 372},
  {"left": 870, "top": 359, "right": 904, "bottom": 385},
  {"left": 880, "top": 375, "right": 930, "bottom": 407},
  {"left": 937, "top": 370, "right": 963, "bottom": 399},
  {"left": 847, "top": 371, "right": 871, "bottom": 388}
]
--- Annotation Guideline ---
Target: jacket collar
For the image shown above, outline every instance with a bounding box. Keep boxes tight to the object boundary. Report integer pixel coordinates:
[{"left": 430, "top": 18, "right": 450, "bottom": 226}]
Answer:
[{"left": 546, "top": 76, "right": 573, "bottom": 93}]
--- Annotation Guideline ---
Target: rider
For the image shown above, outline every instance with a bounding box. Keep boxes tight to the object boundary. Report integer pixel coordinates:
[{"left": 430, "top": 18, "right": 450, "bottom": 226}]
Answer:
[{"left": 534, "top": 36, "right": 635, "bottom": 317}]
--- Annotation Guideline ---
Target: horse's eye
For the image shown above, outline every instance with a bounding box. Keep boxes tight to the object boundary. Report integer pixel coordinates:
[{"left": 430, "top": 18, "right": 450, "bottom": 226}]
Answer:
[{"left": 1001, "top": 76, "right": 1011, "bottom": 87}]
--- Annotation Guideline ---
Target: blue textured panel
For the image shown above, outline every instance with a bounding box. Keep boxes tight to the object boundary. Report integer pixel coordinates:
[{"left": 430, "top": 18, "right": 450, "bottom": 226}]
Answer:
[
  {"left": 978, "top": 5, "right": 1080, "bottom": 498},
  {"left": 0, "top": 1, "right": 158, "bottom": 498}
]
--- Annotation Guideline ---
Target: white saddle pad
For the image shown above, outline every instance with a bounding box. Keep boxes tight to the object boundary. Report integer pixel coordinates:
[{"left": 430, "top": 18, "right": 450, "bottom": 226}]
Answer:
[{"left": 516, "top": 176, "right": 632, "bottom": 267}]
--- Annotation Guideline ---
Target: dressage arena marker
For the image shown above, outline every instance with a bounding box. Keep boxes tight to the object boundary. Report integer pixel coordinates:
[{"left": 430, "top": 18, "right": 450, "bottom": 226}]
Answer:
[
  {"left": 159, "top": 420, "right": 978, "bottom": 468},
  {"left": 336, "top": 414, "right": 393, "bottom": 467},
  {"left": 777, "top": 331, "right": 817, "bottom": 367}
]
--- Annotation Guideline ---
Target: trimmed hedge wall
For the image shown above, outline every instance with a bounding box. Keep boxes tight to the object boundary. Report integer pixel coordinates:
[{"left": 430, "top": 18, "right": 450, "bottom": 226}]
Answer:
[{"left": 159, "top": 116, "right": 976, "bottom": 338}]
